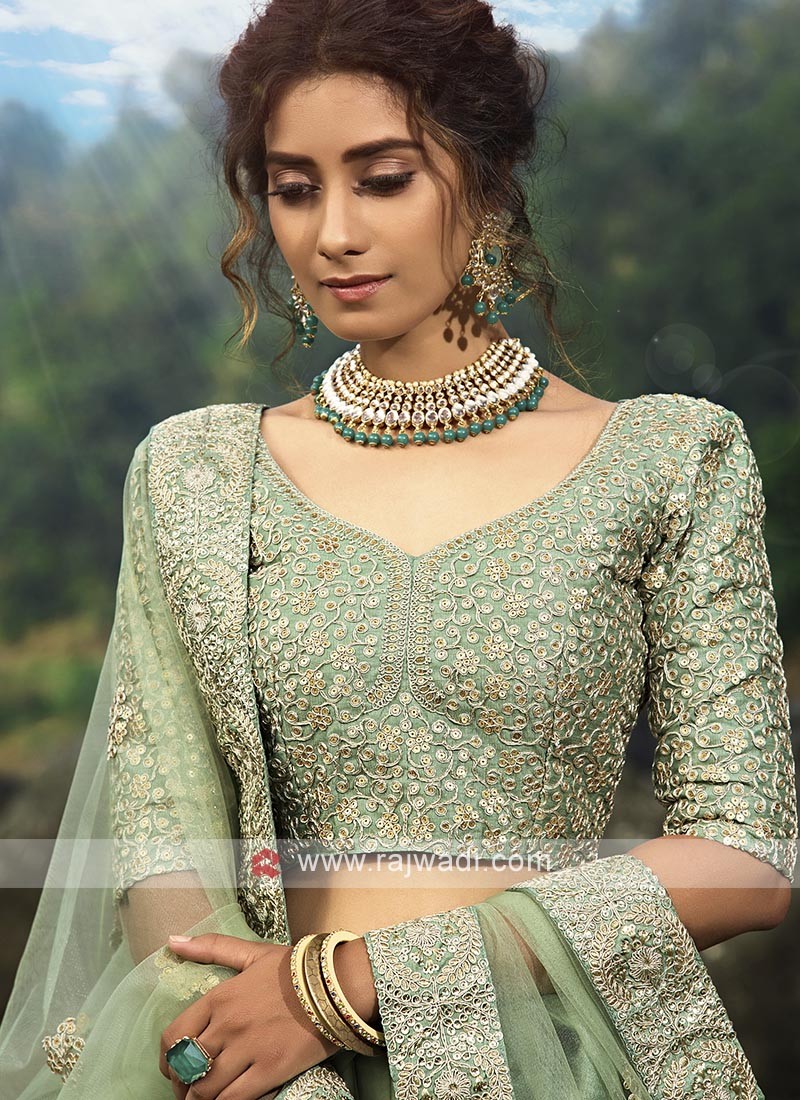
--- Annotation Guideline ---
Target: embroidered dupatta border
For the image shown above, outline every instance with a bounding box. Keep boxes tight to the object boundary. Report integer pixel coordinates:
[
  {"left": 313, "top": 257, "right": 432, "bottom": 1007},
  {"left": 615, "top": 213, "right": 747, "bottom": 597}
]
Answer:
[
  {"left": 363, "top": 905, "right": 515, "bottom": 1100},
  {"left": 509, "top": 853, "right": 763, "bottom": 1100},
  {"left": 143, "top": 401, "right": 361, "bottom": 1098},
  {"left": 146, "top": 402, "right": 290, "bottom": 942}
]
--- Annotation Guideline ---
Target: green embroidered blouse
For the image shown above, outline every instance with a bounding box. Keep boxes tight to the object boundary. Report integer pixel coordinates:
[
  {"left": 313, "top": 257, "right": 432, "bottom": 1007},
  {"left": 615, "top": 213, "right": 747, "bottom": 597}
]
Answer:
[{"left": 248, "top": 391, "right": 796, "bottom": 879}]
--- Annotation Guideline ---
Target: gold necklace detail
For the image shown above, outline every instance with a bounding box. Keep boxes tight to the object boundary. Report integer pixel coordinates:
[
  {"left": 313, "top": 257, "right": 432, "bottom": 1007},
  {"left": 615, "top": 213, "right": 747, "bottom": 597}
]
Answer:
[{"left": 310, "top": 337, "right": 548, "bottom": 447}]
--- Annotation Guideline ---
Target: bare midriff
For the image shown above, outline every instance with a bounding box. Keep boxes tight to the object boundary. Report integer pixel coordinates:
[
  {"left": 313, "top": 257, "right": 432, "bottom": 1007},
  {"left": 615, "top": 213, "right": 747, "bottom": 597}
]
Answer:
[{"left": 282, "top": 850, "right": 549, "bottom": 941}]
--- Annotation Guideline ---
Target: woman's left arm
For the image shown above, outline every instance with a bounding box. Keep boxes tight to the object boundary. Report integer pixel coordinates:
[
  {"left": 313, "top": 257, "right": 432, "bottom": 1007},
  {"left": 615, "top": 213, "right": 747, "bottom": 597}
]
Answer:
[{"left": 627, "top": 402, "right": 796, "bottom": 945}]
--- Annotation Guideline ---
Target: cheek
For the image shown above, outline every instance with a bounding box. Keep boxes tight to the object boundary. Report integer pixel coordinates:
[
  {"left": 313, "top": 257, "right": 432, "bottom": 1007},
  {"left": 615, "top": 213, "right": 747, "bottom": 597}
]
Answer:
[
  {"left": 389, "top": 180, "right": 449, "bottom": 259},
  {"left": 421, "top": 207, "right": 472, "bottom": 284},
  {"left": 266, "top": 205, "right": 313, "bottom": 271},
  {"left": 390, "top": 202, "right": 467, "bottom": 289}
]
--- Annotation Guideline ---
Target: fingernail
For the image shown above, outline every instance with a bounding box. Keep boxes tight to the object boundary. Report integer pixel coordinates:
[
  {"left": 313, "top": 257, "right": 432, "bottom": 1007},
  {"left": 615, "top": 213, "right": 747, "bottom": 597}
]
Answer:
[{"left": 169, "top": 935, "right": 191, "bottom": 942}]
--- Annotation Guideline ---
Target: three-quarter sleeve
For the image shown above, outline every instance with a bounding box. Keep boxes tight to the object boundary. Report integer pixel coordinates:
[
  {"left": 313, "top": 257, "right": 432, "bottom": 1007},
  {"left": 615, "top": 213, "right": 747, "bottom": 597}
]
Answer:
[{"left": 635, "top": 401, "right": 797, "bottom": 882}]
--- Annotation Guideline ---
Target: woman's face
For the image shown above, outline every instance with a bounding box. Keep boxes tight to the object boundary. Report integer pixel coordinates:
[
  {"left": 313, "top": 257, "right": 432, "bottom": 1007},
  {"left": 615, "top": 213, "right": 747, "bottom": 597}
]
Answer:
[{"left": 264, "top": 72, "right": 479, "bottom": 345}]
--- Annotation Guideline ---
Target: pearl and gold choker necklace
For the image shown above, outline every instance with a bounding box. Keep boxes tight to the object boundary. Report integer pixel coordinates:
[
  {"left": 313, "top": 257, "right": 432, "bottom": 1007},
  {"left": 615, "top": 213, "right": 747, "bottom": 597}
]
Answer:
[{"left": 310, "top": 337, "right": 548, "bottom": 447}]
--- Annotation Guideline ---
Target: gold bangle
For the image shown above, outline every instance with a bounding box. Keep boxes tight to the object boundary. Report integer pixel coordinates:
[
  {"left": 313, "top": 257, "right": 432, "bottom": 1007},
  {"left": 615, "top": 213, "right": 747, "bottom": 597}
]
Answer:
[
  {"left": 319, "top": 930, "right": 385, "bottom": 1048},
  {"left": 290, "top": 935, "right": 346, "bottom": 1049},
  {"left": 303, "top": 933, "right": 379, "bottom": 1057}
]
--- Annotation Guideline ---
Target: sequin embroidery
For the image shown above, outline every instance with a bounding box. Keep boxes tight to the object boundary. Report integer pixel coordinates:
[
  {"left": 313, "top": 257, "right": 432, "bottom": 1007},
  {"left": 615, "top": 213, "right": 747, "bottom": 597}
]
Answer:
[{"left": 248, "top": 393, "right": 797, "bottom": 880}]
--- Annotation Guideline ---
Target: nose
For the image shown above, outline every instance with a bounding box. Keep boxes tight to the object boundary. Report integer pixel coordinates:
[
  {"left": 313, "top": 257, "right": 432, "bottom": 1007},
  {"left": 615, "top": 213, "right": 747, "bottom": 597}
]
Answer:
[{"left": 315, "top": 182, "right": 368, "bottom": 260}]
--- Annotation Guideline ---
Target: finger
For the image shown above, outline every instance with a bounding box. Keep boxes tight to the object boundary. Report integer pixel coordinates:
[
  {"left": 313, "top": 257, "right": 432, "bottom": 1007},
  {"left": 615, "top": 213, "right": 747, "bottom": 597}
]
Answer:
[
  {"left": 207, "top": 1063, "right": 283, "bottom": 1100},
  {"left": 181, "top": 1030, "right": 251, "bottom": 1099},
  {"left": 160, "top": 1003, "right": 213, "bottom": 1081},
  {"left": 171, "top": 1076, "right": 188, "bottom": 1100},
  {"left": 167, "top": 932, "right": 259, "bottom": 973},
  {"left": 168, "top": 1063, "right": 189, "bottom": 1100}
]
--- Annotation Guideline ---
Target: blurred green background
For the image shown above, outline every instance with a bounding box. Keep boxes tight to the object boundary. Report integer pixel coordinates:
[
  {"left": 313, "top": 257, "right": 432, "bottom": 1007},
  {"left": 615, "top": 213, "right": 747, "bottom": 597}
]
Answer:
[{"left": 1, "top": 0, "right": 799, "bottom": 1093}]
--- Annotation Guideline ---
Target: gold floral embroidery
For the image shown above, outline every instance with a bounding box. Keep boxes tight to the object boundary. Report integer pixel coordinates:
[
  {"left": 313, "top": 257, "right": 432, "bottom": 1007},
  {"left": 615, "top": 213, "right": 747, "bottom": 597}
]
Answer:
[
  {"left": 106, "top": 680, "right": 144, "bottom": 759},
  {"left": 635, "top": 405, "right": 797, "bottom": 880},
  {"left": 248, "top": 394, "right": 796, "bottom": 881},
  {"left": 621, "top": 1068, "right": 648, "bottom": 1100},
  {"left": 363, "top": 906, "right": 514, "bottom": 1099},
  {"left": 276, "top": 1063, "right": 358, "bottom": 1099},
  {"left": 146, "top": 405, "right": 290, "bottom": 942},
  {"left": 42, "top": 1013, "right": 88, "bottom": 1082},
  {"left": 154, "top": 944, "right": 227, "bottom": 1002},
  {"left": 510, "top": 854, "right": 762, "bottom": 1100},
  {"left": 106, "top": 442, "right": 199, "bottom": 905},
  {"left": 108, "top": 394, "right": 796, "bottom": 1100},
  {"left": 248, "top": 417, "right": 638, "bottom": 870}
]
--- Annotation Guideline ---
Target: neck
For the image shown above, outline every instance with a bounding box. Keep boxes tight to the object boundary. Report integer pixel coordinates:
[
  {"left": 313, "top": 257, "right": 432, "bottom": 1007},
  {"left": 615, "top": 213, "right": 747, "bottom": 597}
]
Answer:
[{"left": 356, "top": 320, "right": 512, "bottom": 383}]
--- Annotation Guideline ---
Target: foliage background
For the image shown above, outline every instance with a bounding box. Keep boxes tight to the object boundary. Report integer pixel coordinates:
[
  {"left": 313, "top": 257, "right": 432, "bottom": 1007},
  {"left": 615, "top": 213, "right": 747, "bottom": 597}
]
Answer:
[{"left": 1, "top": 0, "right": 798, "bottom": 1093}]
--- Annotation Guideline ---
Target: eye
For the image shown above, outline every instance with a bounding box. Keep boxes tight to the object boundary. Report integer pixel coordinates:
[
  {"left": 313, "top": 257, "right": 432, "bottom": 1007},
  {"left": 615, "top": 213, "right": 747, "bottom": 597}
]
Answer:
[
  {"left": 265, "top": 183, "right": 314, "bottom": 203},
  {"left": 358, "top": 171, "right": 415, "bottom": 195},
  {"left": 266, "top": 171, "right": 415, "bottom": 204}
]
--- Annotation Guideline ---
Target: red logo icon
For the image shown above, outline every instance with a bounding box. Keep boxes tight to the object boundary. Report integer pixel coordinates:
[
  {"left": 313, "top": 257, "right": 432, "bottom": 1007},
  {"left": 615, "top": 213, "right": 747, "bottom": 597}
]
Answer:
[{"left": 251, "top": 847, "right": 281, "bottom": 878}]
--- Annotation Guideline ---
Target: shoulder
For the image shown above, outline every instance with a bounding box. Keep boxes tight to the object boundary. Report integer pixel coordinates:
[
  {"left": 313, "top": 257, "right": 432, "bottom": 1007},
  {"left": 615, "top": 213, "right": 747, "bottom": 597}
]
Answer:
[
  {"left": 626, "top": 393, "right": 764, "bottom": 525},
  {"left": 608, "top": 392, "right": 758, "bottom": 516},
  {"left": 147, "top": 401, "right": 263, "bottom": 442},
  {"left": 130, "top": 402, "right": 263, "bottom": 461},
  {"left": 626, "top": 391, "right": 741, "bottom": 437},
  {"left": 623, "top": 392, "right": 750, "bottom": 473},
  {"left": 124, "top": 402, "right": 263, "bottom": 496}
]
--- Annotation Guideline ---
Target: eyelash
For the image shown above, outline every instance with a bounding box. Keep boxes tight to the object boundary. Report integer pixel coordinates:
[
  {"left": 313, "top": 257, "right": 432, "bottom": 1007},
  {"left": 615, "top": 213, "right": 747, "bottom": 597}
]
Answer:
[{"left": 266, "top": 171, "right": 415, "bottom": 203}]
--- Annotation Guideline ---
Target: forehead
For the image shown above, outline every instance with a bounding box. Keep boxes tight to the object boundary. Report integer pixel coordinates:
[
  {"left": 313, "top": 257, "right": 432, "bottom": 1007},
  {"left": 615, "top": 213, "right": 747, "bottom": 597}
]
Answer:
[
  {"left": 265, "top": 72, "right": 407, "bottom": 147},
  {"left": 262, "top": 71, "right": 459, "bottom": 189}
]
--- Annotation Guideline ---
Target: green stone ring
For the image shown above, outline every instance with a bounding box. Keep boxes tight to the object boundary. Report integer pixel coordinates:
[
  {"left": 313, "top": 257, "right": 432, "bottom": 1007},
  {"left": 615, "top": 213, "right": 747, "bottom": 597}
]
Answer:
[{"left": 165, "top": 1035, "right": 214, "bottom": 1084}]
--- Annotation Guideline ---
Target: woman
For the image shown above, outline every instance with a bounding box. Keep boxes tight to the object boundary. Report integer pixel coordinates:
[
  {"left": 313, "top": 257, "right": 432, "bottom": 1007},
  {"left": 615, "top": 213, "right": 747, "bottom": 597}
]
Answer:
[{"left": 0, "top": 1, "right": 795, "bottom": 1098}]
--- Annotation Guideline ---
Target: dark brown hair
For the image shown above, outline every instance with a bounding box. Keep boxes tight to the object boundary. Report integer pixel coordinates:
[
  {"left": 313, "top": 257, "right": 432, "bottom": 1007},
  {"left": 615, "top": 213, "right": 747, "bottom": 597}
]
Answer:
[{"left": 213, "top": 0, "right": 585, "bottom": 389}]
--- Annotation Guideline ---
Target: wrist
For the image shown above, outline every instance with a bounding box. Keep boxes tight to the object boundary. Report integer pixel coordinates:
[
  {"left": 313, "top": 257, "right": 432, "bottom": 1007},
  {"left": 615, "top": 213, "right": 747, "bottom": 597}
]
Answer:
[
  {"left": 333, "top": 936, "right": 381, "bottom": 1029},
  {"left": 282, "top": 943, "right": 341, "bottom": 1062}
]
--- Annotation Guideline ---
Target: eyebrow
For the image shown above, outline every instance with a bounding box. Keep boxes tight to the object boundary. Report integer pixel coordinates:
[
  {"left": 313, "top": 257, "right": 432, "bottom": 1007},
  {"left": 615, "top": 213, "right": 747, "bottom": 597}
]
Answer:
[{"left": 265, "top": 137, "right": 424, "bottom": 169}]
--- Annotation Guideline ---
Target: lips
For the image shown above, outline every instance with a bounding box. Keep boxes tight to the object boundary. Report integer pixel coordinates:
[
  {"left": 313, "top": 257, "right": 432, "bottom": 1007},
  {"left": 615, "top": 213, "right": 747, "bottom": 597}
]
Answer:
[
  {"left": 321, "top": 276, "right": 391, "bottom": 287},
  {"left": 323, "top": 277, "right": 392, "bottom": 302}
]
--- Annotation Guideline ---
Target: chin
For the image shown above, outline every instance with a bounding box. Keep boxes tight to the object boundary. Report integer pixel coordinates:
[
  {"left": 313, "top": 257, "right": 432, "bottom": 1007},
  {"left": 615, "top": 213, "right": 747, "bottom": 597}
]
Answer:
[{"left": 326, "top": 317, "right": 408, "bottom": 343}]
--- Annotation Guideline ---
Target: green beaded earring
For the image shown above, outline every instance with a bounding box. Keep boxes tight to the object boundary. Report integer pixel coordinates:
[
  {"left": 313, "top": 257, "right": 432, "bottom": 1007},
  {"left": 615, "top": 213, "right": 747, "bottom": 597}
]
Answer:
[
  {"left": 289, "top": 276, "right": 319, "bottom": 348},
  {"left": 459, "top": 211, "right": 523, "bottom": 323}
]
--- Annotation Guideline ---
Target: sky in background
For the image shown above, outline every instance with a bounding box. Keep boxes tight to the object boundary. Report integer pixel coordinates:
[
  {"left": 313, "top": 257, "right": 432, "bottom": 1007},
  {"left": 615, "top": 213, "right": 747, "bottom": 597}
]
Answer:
[{"left": 0, "top": 0, "right": 641, "bottom": 149}]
